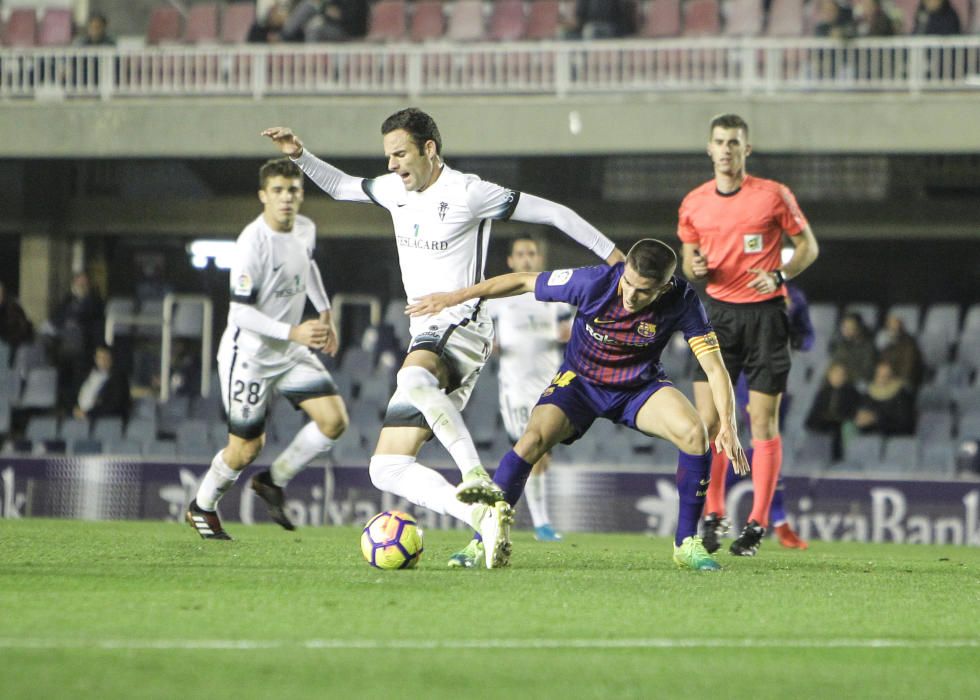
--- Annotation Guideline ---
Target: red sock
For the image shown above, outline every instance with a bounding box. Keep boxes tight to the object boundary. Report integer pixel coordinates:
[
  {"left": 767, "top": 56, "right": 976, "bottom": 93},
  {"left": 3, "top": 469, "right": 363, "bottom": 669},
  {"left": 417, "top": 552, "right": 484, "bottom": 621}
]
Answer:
[
  {"left": 703, "top": 446, "right": 729, "bottom": 516},
  {"left": 748, "top": 436, "right": 782, "bottom": 528}
]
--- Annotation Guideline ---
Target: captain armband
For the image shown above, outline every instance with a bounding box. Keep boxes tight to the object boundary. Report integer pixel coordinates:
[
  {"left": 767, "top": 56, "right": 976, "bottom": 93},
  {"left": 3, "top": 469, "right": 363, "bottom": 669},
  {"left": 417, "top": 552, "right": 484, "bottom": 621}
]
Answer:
[{"left": 688, "top": 332, "right": 721, "bottom": 359}]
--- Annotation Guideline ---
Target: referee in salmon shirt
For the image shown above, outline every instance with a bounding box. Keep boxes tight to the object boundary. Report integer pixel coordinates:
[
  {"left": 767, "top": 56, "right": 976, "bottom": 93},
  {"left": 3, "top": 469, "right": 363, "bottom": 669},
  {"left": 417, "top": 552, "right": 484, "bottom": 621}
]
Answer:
[{"left": 678, "top": 113, "right": 819, "bottom": 557}]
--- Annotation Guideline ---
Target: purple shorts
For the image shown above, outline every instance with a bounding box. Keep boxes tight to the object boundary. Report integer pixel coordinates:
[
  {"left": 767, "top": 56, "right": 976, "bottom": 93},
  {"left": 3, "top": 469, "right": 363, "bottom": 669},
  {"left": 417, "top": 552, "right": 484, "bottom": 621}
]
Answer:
[{"left": 536, "top": 363, "right": 673, "bottom": 444}]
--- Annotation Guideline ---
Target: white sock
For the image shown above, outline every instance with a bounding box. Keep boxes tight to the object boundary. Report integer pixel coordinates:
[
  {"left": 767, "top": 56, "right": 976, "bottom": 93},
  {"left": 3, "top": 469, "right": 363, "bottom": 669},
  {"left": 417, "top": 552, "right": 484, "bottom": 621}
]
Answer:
[
  {"left": 196, "top": 450, "right": 241, "bottom": 511},
  {"left": 525, "top": 471, "right": 551, "bottom": 528},
  {"left": 396, "top": 366, "right": 482, "bottom": 476},
  {"left": 369, "top": 454, "right": 474, "bottom": 526},
  {"left": 270, "top": 422, "right": 336, "bottom": 487}
]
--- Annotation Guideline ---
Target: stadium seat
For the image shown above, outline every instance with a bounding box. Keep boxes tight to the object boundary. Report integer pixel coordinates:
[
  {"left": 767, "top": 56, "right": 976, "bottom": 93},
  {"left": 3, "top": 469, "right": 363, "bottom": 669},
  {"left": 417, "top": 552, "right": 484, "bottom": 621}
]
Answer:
[
  {"left": 955, "top": 329, "right": 980, "bottom": 375},
  {"left": 920, "top": 442, "right": 955, "bottom": 475},
  {"left": 958, "top": 410, "right": 980, "bottom": 439},
  {"left": 71, "top": 438, "right": 103, "bottom": 456},
  {"left": 808, "top": 303, "right": 838, "bottom": 339},
  {"left": 916, "top": 409, "right": 953, "bottom": 441},
  {"left": 681, "top": 0, "right": 720, "bottom": 37},
  {"left": 952, "top": 386, "right": 980, "bottom": 415},
  {"left": 172, "top": 301, "right": 204, "bottom": 337},
  {"left": 38, "top": 8, "right": 72, "bottom": 47},
  {"left": 489, "top": 0, "right": 527, "bottom": 41},
  {"left": 366, "top": 0, "right": 407, "bottom": 42},
  {"left": 0, "top": 398, "right": 10, "bottom": 437},
  {"left": 446, "top": 0, "right": 486, "bottom": 42},
  {"left": 2, "top": 8, "right": 38, "bottom": 48},
  {"left": 92, "top": 416, "right": 124, "bottom": 443},
  {"left": 892, "top": 0, "right": 919, "bottom": 33},
  {"left": 962, "top": 303, "right": 980, "bottom": 336},
  {"left": 125, "top": 416, "right": 157, "bottom": 443},
  {"left": 26, "top": 415, "right": 59, "bottom": 442},
  {"left": 640, "top": 0, "right": 682, "bottom": 37},
  {"left": 220, "top": 1, "right": 257, "bottom": 43},
  {"left": 723, "top": 0, "right": 764, "bottom": 37},
  {"left": 382, "top": 299, "right": 411, "bottom": 347},
  {"left": 410, "top": 1, "right": 446, "bottom": 42},
  {"left": 841, "top": 434, "right": 883, "bottom": 471},
  {"left": 147, "top": 6, "right": 183, "bottom": 45},
  {"left": 883, "top": 303, "right": 921, "bottom": 335},
  {"left": 948, "top": 0, "right": 971, "bottom": 30},
  {"left": 765, "top": 0, "right": 805, "bottom": 37},
  {"left": 106, "top": 437, "right": 142, "bottom": 456},
  {"left": 916, "top": 382, "right": 950, "bottom": 412},
  {"left": 525, "top": 0, "right": 561, "bottom": 40},
  {"left": 12, "top": 340, "right": 48, "bottom": 376},
  {"left": 793, "top": 432, "right": 833, "bottom": 469},
  {"left": 144, "top": 439, "right": 177, "bottom": 458},
  {"left": 184, "top": 3, "right": 220, "bottom": 45},
  {"left": 60, "top": 418, "right": 90, "bottom": 442},
  {"left": 18, "top": 367, "right": 58, "bottom": 409},
  {"left": 882, "top": 436, "right": 919, "bottom": 472},
  {"left": 922, "top": 303, "right": 960, "bottom": 348},
  {"left": 176, "top": 418, "right": 211, "bottom": 450}
]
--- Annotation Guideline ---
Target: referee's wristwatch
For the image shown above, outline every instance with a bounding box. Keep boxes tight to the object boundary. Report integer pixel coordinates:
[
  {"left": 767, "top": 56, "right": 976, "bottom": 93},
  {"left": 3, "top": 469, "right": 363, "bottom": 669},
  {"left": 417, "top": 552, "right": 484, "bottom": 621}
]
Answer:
[{"left": 772, "top": 270, "right": 786, "bottom": 288}]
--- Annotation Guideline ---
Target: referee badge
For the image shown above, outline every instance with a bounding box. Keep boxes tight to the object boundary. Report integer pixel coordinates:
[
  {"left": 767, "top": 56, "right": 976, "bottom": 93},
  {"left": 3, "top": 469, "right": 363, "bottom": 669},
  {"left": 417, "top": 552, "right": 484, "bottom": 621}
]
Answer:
[
  {"left": 743, "top": 234, "right": 763, "bottom": 253},
  {"left": 636, "top": 322, "right": 657, "bottom": 338}
]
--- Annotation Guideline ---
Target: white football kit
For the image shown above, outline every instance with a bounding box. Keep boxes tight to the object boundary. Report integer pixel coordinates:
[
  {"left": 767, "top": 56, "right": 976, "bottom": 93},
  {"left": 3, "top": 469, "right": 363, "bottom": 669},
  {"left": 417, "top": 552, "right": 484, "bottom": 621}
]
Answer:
[
  {"left": 293, "top": 150, "right": 615, "bottom": 427},
  {"left": 217, "top": 213, "right": 336, "bottom": 439},
  {"left": 488, "top": 295, "right": 570, "bottom": 441}
]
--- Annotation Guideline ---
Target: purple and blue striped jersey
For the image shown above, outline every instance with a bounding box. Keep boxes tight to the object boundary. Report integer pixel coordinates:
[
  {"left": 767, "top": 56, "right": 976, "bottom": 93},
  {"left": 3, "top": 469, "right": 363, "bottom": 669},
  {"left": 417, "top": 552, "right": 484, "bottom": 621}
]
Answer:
[{"left": 534, "top": 263, "right": 719, "bottom": 388}]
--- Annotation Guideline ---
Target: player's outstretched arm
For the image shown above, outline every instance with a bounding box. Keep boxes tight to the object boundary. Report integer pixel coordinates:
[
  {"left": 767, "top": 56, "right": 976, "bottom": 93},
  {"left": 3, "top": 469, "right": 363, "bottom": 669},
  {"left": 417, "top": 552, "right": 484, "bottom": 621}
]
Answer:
[
  {"left": 262, "top": 126, "right": 305, "bottom": 157},
  {"left": 406, "top": 272, "right": 538, "bottom": 317},
  {"left": 697, "top": 350, "right": 750, "bottom": 475},
  {"left": 261, "top": 127, "right": 369, "bottom": 203},
  {"left": 509, "top": 194, "right": 624, "bottom": 264}
]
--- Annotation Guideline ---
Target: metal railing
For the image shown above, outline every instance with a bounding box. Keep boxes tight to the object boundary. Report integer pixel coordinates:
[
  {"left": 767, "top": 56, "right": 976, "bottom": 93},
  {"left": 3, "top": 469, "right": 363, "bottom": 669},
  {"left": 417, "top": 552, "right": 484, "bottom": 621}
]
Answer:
[{"left": 2, "top": 36, "right": 979, "bottom": 100}]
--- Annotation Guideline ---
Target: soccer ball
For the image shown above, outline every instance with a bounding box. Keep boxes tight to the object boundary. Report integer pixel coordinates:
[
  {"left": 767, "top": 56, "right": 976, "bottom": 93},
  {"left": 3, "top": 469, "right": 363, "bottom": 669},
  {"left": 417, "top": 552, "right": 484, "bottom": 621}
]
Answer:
[{"left": 360, "top": 510, "right": 424, "bottom": 569}]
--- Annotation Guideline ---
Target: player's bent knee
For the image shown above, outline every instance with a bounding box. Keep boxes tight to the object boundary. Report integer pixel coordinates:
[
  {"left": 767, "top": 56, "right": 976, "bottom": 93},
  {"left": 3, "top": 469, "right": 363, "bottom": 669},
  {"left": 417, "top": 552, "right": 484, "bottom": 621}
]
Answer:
[
  {"left": 675, "top": 421, "right": 709, "bottom": 455},
  {"left": 317, "top": 413, "right": 348, "bottom": 440},
  {"left": 368, "top": 454, "right": 413, "bottom": 492},
  {"left": 396, "top": 365, "right": 438, "bottom": 392},
  {"left": 227, "top": 436, "right": 264, "bottom": 467}
]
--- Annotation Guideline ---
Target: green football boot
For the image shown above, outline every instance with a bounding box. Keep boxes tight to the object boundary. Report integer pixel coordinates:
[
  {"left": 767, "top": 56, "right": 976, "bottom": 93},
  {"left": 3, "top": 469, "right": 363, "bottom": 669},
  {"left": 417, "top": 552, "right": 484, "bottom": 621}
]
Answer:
[
  {"left": 673, "top": 535, "right": 721, "bottom": 571},
  {"left": 447, "top": 538, "right": 484, "bottom": 568},
  {"left": 455, "top": 466, "right": 506, "bottom": 506}
]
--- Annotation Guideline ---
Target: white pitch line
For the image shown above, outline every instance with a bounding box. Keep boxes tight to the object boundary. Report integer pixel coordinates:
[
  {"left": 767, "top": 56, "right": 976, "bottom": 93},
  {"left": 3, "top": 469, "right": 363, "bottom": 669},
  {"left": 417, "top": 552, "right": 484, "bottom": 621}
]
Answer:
[{"left": 0, "top": 638, "right": 977, "bottom": 651}]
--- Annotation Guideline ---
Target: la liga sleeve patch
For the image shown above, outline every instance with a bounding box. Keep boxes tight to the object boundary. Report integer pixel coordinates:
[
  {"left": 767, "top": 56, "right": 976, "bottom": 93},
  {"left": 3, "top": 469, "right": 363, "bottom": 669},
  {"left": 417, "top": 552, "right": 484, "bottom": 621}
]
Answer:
[{"left": 547, "top": 269, "right": 573, "bottom": 286}]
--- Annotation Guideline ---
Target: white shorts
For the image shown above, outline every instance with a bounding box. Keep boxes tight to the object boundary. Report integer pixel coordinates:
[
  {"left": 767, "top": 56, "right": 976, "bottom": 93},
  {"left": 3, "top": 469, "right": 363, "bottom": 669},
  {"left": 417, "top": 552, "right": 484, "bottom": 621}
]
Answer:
[
  {"left": 217, "top": 332, "right": 337, "bottom": 439},
  {"left": 499, "top": 389, "right": 542, "bottom": 442},
  {"left": 383, "top": 306, "right": 493, "bottom": 429}
]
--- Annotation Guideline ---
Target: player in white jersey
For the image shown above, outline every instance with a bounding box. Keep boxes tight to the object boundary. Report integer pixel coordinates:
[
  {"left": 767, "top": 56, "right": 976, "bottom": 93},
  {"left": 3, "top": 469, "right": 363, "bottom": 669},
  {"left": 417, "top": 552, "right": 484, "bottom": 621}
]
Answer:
[
  {"left": 488, "top": 238, "right": 570, "bottom": 543},
  {"left": 186, "top": 158, "right": 349, "bottom": 540},
  {"left": 263, "top": 108, "right": 623, "bottom": 567}
]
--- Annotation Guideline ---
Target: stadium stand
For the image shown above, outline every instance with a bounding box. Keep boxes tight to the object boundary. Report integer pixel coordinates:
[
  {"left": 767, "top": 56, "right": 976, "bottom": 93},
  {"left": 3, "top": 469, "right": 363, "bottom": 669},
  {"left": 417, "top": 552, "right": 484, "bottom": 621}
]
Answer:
[
  {"left": 723, "top": 0, "right": 765, "bottom": 37},
  {"left": 489, "top": 0, "right": 527, "bottom": 41},
  {"left": 640, "top": 0, "right": 682, "bottom": 37},
  {"left": 410, "top": 0, "right": 446, "bottom": 41},
  {"left": 183, "top": 2, "right": 220, "bottom": 45},
  {"left": 2, "top": 7, "right": 38, "bottom": 47},
  {"left": 366, "top": 0, "right": 408, "bottom": 42},
  {"left": 682, "top": 0, "right": 721, "bottom": 37},
  {"left": 38, "top": 7, "right": 72, "bottom": 47},
  {"left": 446, "top": 0, "right": 487, "bottom": 42},
  {"left": 525, "top": 0, "right": 561, "bottom": 40},
  {"left": 146, "top": 6, "right": 182, "bottom": 45},
  {"left": 220, "top": 2, "right": 256, "bottom": 44},
  {"left": 765, "top": 0, "right": 806, "bottom": 37}
]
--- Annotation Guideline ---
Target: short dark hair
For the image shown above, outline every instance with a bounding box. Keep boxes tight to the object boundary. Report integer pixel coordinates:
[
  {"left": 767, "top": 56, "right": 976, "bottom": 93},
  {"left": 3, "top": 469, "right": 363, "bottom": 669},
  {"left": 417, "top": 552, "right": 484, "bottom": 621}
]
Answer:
[
  {"left": 508, "top": 236, "right": 539, "bottom": 255},
  {"left": 626, "top": 239, "right": 677, "bottom": 282},
  {"left": 381, "top": 108, "right": 442, "bottom": 156},
  {"left": 259, "top": 158, "right": 302, "bottom": 189},
  {"left": 709, "top": 113, "right": 749, "bottom": 139}
]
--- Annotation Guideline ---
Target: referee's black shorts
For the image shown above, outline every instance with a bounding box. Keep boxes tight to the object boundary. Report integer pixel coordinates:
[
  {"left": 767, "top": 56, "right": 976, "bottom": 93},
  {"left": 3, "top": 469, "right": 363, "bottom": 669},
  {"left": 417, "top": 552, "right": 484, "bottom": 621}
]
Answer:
[{"left": 692, "top": 296, "right": 791, "bottom": 395}]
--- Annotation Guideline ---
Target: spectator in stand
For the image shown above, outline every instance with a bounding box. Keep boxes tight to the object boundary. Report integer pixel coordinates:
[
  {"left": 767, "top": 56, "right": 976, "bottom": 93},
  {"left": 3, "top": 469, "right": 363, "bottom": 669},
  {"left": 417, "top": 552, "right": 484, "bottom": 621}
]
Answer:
[
  {"left": 73, "top": 345, "right": 131, "bottom": 420},
  {"left": 854, "top": 359, "right": 916, "bottom": 436},
  {"left": 855, "top": 0, "right": 899, "bottom": 36},
  {"left": 878, "top": 313, "right": 925, "bottom": 391},
  {"left": 814, "top": 0, "right": 858, "bottom": 38},
  {"left": 805, "top": 361, "right": 862, "bottom": 460},
  {"left": 51, "top": 272, "right": 105, "bottom": 411},
  {"left": 74, "top": 12, "right": 115, "bottom": 47},
  {"left": 914, "top": 0, "right": 962, "bottom": 34},
  {"left": 248, "top": 2, "right": 292, "bottom": 43},
  {"left": 829, "top": 312, "right": 877, "bottom": 385},
  {"left": 282, "top": 0, "right": 369, "bottom": 43},
  {"left": 564, "top": 0, "right": 633, "bottom": 39},
  {"left": 0, "top": 280, "right": 35, "bottom": 360}
]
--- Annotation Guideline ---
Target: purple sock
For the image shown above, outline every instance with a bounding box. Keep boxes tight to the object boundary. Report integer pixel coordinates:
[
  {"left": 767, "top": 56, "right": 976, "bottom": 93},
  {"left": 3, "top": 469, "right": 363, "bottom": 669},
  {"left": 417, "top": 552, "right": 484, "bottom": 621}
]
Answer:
[
  {"left": 676, "top": 449, "right": 711, "bottom": 547},
  {"left": 770, "top": 477, "right": 787, "bottom": 524},
  {"left": 472, "top": 450, "right": 533, "bottom": 543},
  {"left": 493, "top": 449, "right": 534, "bottom": 506}
]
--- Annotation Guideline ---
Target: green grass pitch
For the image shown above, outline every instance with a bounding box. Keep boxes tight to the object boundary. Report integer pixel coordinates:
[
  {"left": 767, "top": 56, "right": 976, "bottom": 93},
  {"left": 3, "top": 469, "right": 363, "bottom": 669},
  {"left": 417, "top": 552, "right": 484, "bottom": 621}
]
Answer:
[{"left": 1, "top": 519, "right": 978, "bottom": 699}]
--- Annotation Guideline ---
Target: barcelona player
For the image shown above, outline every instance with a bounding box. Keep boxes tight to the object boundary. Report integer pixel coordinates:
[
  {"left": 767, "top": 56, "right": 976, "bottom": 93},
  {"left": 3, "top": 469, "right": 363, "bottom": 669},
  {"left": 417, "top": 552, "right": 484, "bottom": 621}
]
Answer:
[{"left": 409, "top": 239, "right": 749, "bottom": 571}]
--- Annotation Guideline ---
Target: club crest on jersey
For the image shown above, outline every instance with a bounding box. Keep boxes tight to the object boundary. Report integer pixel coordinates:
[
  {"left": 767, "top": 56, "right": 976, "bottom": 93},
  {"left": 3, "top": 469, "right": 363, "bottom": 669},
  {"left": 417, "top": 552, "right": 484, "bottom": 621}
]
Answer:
[
  {"left": 438, "top": 202, "right": 448, "bottom": 221},
  {"left": 743, "top": 233, "right": 763, "bottom": 253},
  {"left": 636, "top": 322, "right": 657, "bottom": 338}
]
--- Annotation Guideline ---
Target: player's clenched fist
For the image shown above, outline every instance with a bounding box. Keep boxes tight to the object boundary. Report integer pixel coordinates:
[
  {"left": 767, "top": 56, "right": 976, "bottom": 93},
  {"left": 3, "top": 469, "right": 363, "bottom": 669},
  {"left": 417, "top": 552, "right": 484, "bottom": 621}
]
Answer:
[
  {"left": 262, "top": 127, "right": 304, "bottom": 158},
  {"left": 289, "top": 319, "right": 329, "bottom": 349}
]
